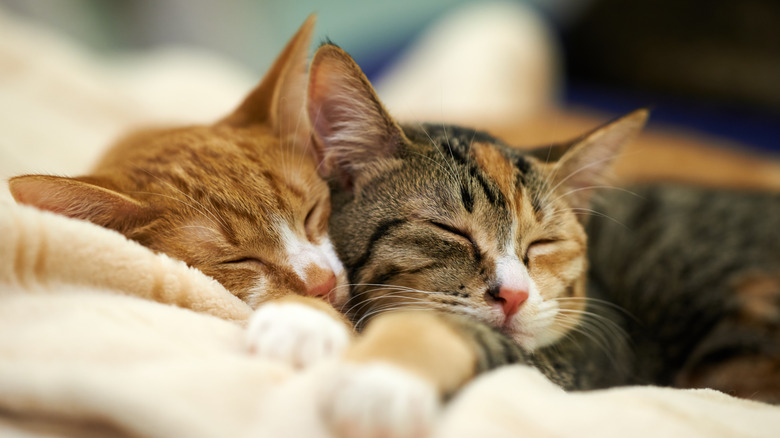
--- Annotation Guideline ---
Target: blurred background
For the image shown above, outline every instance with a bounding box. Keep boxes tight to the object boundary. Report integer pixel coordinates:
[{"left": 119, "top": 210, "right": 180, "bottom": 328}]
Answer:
[
  {"left": 3, "top": 0, "right": 778, "bottom": 154},
  {"left": 0, "top": 0, "right": 778, "bottom": 192}
]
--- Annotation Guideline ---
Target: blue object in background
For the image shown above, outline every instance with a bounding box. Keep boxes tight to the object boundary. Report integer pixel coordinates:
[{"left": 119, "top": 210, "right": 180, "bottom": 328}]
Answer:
[
  {"left": 1, "top": 0, "right": 777, "bottom": 155},
  {"left": 565, "top": 82, "right": 780, "bottom": 155}
]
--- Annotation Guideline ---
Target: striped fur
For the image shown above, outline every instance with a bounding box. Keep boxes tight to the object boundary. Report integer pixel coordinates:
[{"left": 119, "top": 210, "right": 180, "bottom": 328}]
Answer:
[
  {"left": 9, "top": 17, "right": 348, "bottom": 310},
  {"left": 587, "top": 184, "right": 780, "bottom": 402},
  {"left": 308, "top": 44, "right": 646, "bottom": 392},
  {"left": 309, "top": 44, "right": 780, "bottom": 404}
]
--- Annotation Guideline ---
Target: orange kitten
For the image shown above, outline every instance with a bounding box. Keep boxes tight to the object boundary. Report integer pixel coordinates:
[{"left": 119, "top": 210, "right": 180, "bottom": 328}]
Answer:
[{"left": 9, "top": 16, "right": 351, "bottom": 367}]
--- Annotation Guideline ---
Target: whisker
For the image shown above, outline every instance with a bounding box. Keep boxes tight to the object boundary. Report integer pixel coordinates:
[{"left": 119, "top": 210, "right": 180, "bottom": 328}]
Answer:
[
  {"left": 554, "top": 296, "right": 638, "bottom": 322},
  {"left": 354, "top": 305, "right": 433, "bottom": 330},
  {"left": 439, "top": 124, "right": 464, "bottom": 188},
  {"left": 338, "top": 285, "right": 425, "bottom": 313},
  {"left": 538, "top": 152, "right": 625, "bottom": 207},
  {"left": 410, "top": 151, "right": 461, "bottom": 184},
  {"left": 542, "top": 207, "right": 628, "bottom": 229},
  {"left": 128, "top": 166, "right": 230, "bottom": 229},
  {"left": 416, "top": 123, "right": 461, "bottom": 186},
  {"left": 127, "top": 190, "right": 223, "bottom": 230},
  {"left": 547, "top": 185, "right": 642, "bottom": 208},
  {"left": 343, "top": 291, "right": 433, "bottom": 316},
  {"left": 554, "top": 314, "right": 617, "bottom": 361},
  {"left": 557, "top": 310, "right": 627, "bottom": 341}
]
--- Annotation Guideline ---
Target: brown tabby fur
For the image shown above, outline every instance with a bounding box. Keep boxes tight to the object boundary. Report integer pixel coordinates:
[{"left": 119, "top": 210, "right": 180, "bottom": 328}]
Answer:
[
  {"left": 307, "top": 43, "right": 780, "bottom": 404},
  {"left": 9, "top": 16, "right": 348, "bottom": 310},
  {"left": 307, "top": 43, "right": 646, "bottom": 395},
  {"left": 488, "top": 110, "right": 780, "bottom": 192}
]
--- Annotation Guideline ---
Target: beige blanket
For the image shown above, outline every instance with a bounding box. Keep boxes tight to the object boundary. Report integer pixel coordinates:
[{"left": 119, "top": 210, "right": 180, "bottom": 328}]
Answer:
[
  {"left": 1, "top": 6, "right": 779, "bottom": 438},
  {"left": 2, "top": 202, "right": 780, "bottom": 438}
]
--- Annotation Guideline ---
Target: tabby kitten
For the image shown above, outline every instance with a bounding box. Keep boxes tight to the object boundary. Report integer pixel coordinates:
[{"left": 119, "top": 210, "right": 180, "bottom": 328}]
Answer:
[
  {"left": 586, "top": 184, "right": 780, "bottom": 402},
  {"left": 308, "top": 43, "right": 643, "bottom": 352},
  {"left": 306, "top": 42, "right": 779, "bottom": 406},
  {"left": 303, "top": 43, "right": 644, "bottom": 408},
  {"left": 9, "top": 17, "right": 351, "bottom": 366},
  {"left": 304, "top": 44, "right": 639, "bottom": 436}
]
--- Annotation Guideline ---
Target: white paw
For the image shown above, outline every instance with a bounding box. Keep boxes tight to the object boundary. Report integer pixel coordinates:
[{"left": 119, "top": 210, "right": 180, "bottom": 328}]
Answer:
[
  {"left": 245, "top": 302, "right": 351, "bottom": 368},
  {"left": 320, "top": 362, "right": 439, "bottom": 438}
]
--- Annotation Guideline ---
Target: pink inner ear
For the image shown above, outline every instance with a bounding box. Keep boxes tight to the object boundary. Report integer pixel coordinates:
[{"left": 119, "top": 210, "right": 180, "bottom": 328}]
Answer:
[
  {"left": 551, "top": 109, "right": 648, "bottom": 209},
  {"left": 9, "top": 175, "right": 143, "bottom": 228},
  {"left": 308, "top": 80, "right": 335, "bottom": 144},
  {"left": 11, "top": 176, "right": 73, "bottom": 214},
  {"left": 220, "top": 15, "right": 315, "bottom": 129},
  {"left": 308, "top": 57, "right": 354, "bottom": 148},
  {"left": 307, "top": 46, "right": 406, "bottom": 190}
]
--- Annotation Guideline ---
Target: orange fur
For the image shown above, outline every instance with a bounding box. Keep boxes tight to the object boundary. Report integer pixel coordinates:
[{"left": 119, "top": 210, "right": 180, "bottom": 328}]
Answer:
[
  {"left": 470, "top": 142, "right": 516, "bottom": 199},
  {"left": 9, "top": 16, "right": 348, "bottom": 310},
  {"left": 345, "top": 311, "right": 476, "bottom": 397}
]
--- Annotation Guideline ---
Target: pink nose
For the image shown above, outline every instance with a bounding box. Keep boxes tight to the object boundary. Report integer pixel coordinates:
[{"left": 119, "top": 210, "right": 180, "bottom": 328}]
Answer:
[
  {"left": 306, "top": 272, "right": 337, "bottom": 297},
  {"left": 495, "top": 286, "right": 529, "bottom": 318}
]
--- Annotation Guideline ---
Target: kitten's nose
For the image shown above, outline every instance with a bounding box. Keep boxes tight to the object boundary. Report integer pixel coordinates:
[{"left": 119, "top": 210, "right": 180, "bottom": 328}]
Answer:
[
  {"left": 491, "top": 285, "right": 529, "bottom": 318},
  {"left": 306, "top": 271, "right": 337, "bottom": 298}
]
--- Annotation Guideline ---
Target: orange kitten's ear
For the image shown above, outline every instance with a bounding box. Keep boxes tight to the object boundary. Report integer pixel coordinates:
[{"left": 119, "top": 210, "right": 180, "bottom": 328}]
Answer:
[
  {"left": 221, "top": 15, "right": 316, "bottom": 154},
  {"left": 9, "top": 175, "right": 145, "bottom": 230},
  {"left": 307, "top": 44, "right": 407, "bottom": 186},
  {"left": 546, "top": 109, "right": 648, "bottom": 209}
]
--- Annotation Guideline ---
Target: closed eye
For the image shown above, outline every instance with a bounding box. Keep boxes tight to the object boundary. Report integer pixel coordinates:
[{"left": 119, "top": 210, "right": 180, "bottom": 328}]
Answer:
[
  {"left": 222, "top": 257, "right": 267, "bottom": 267},
  {"left": 304, "top": 200, "right": 326, "bottom": 242},
  {"left": 429, "top": 221, "right": 481, "bottom": 261},
  {"left": 304, "top": 204, "right": 316, "bottom": 236},
  {"left": 524, "top": 239, "right": 559, "bottom": 265}
]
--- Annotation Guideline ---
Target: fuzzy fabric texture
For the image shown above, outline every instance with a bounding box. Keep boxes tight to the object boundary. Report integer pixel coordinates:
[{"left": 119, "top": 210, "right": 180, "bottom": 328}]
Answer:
[
  {"left": 1, "top": 5, "right": 779, "bottom": 438},
  {"left": 1, "top": 205, "right": 778, "bottom": 437}
]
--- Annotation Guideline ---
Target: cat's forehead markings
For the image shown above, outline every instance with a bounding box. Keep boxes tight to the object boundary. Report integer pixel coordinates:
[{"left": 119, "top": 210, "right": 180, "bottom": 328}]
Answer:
[
  {"left": 317, "top": 236, "right": 345, "bottom": 277},
  {"left": 274, "top": 222, "right": 308, "bottom": 279},
  {"left": 275, "top": 220, "right": 338, "bottom": 283},
  {"left": 470, "top": 142, "right": 516, "bottom": 205}
]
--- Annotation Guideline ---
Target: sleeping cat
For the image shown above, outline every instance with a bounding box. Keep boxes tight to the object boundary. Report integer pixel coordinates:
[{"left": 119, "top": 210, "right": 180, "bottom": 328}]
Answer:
[
  {"left": 305, "top": 42, "right": 779, "bottom": 435},
  {"left": 586, "top": 184, "right": 780, "bottom": 400},
  {"left": 8, "top": 16, "right": 352, "bottom": 368},
  {"left": 307, "top": 38, "right": 632, "bottom": 377}
]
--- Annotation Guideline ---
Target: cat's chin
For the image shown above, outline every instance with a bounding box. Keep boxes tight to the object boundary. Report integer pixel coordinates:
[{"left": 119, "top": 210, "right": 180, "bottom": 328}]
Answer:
[
  {"left": 502, "top": 326, "right": 540, "bottom": 351},
  {"left": 502, "top": 318, "right": 562, "bottom": 352},
  {"left": 325, "top": 282, "right": 349, "bottom": 310},
  {"left": 505, "top": 330, "right": 557, "bottom": 352}
]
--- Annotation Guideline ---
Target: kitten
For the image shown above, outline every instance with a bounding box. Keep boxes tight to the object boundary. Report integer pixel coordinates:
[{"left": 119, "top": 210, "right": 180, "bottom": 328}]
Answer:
[
  {"left": 9, "top": 17, "right": 351, "bottom": 368},
  {"left": 586, "top": 184, "right": 780, "bottom": 402},
  {"left": 305, "top": 42, "right": 642, "bottom": 435},
  {"left": 305, "top": 43, "right": 779, "bottom": 434},
  {"left": 308, "top": 42, "right": 643, "bottom": 352}
]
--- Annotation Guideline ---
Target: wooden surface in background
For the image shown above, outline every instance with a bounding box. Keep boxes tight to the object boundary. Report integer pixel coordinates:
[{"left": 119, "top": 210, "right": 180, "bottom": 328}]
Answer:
[{"left": 484, "top": 108, "right": 780, "bottom": 191}]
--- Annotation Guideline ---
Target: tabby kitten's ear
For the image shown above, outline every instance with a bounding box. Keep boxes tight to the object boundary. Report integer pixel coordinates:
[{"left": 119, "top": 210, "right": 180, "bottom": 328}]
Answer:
[
  {"left": 307, "top": 44, "right": 407, "bottom": 188},
  {"left": 9, "top": 174, "right": 145, "bottom": 230},
  {"left": 539, "top": 109, "right": 648, "bottom": 210},
  {"left": 220, "top": 15, "right": 319, "bottom": 162}
]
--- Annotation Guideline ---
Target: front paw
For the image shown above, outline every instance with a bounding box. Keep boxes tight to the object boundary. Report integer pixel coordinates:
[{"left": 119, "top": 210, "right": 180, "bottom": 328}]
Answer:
[
  {"left": 245, "top": 301, "right": 351, "bottom": 368},
  {"left": 320, "top": 362, "right": 439, "bottom": 438}
]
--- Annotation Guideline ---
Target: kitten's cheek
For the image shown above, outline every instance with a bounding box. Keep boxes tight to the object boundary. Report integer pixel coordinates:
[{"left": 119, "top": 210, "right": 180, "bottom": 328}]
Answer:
[{"left": 327, "top": 272, "right": 350, "bottom": 309}]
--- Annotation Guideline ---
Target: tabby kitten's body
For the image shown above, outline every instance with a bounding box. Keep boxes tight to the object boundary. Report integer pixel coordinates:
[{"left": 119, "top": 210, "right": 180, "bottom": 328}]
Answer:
[
  {"left": 306, "top": 43, "right": 780, "bottom": 406},
  {"left": 586, "top": 184, "right": 780, "bottom": 400},
  {"left": 9, "top": 17, "right": 352, "bottom": 367}
]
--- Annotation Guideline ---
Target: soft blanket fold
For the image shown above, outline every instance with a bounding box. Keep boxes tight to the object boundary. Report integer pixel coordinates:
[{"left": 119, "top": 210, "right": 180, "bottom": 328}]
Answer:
[
  {"left": 2, "top": 201, "right": 779, "bottom": 438},
  {"left": 1, "top": 201, "right": 252, "bottom": 324},
  {"left": 2, "top": 7, "right": 779, "bottom": 437}
]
